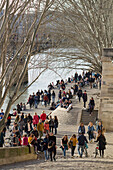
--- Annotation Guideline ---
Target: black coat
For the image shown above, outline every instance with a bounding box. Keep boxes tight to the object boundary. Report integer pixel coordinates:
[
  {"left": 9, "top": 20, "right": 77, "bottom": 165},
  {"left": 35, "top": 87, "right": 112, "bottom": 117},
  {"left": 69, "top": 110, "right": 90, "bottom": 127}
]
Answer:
[
  {"left": 77, "top": 90, "right": 82, "bottom": 97},
  {"left": 83, "top": 93, "right": 87, "bottom": 102},
  {"left": 78, "top": 135, "right": 88, "bottom": 146},
  {"left": 97, "top": 134, "right": 106, "bottom": 150}
]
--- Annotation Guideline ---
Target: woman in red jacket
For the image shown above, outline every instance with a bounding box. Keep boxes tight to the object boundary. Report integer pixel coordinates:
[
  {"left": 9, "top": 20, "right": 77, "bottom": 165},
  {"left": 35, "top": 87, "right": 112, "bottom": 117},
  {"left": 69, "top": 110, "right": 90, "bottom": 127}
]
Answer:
[
  {"left": 40, "top": 111, "right": 46, "bottom": 122},
  {"left": 33, "top": 112, "right": 39, "bottom": 127}
]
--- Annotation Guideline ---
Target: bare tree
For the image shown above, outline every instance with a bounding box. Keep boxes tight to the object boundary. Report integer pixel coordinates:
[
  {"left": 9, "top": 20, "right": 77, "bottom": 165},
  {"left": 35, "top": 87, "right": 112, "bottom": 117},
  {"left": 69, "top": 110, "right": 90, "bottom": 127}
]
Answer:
[
  {"left": 46, "top": 0, "right": 113, "bottom": 73},
  {"left": 0, "top": 0, "right": 56, "bottom": 132}
]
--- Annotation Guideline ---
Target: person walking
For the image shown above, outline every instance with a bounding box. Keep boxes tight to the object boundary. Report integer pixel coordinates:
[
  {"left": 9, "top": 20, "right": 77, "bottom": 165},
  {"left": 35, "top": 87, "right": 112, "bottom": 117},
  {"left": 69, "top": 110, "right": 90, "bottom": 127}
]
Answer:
[
  {"left": 37, "top": 119, "right": 44, "bottom": 139},
  {"left": 27, "top": 113, "right": 33, "bottom": 123},
  {"left": 43, "top": 134, "right": 49, "bottom": 161},
  {"left": 15, "top": 115, "right": 19, "bottom": 124},
  {"left": 89, "top": 97, "right": 95, "bottom": 115},
  {"left": 25, "top": 120, "right": 33, "bottom": 135},
  {"left": 58, "top": 90, "right": 62, "bottom": 100},
  {"left": 95, "top": 131, "right": 106, "bottom": 158},
  {"left": 43, "top": 94, "right": 48, "bottom": 107},
  {"left": 61, "top": 135, "right": 68, "bottom": 158},
  {"left": 33, "top": 113, "right": 39, "bottom": 127},
  {"left": 77, "top": 88, "right": 82, "bottom": 102},
  {"left": 40, "top": 111, "right": 46, "bottom": 123},
  {"left": 69, "top": 134, "right": 78, "bottom": 157},
  {"left": 18, "top": 118, "right": 24, "bottom": 136},
  {"left": 75, "top": 72, "right": 78, "bottom": 83},
  {"left": 96, "top": 121, "right": 103, "bottom": 133},
  {"left": 6, "top": 113, "right": 11, "bottom": 130},
  {"left": 44, "top": 120, "right": 50, "bottom": 134},
  {"left": 82, "top": 90, "right": 87, "bottom": 108},
  {"left": 12, "top": 134, "right": 19, "bottom": 147},
  {"left": 78, "top": 132, "right": 88, "bottom": 158},
  {"left": 52, "top": 91, "right": 56, "bottom": 103},
  {"left": 48, "top": 133, "right": 56, "bottom": 161},
  {"left": 34, "top": 94, "right": 39, "bottom": 109},
  {"left": 32, "top": 126, "right": 39, "bottom": 138},
  {"left": 28, "top": 95, "right": 33, "bottom": 109},
  {"left": 89, "top": 75, "right": 94, "bottom": 89},
  {"left": 87, "top": 122, "right": 95, "bottom": 143},
  {"left": 47, "top": 91, "right": 51, "bottom": 105},
  {"left": 49, "top": 116, "right": 54, "bottom": 133},
  {"left": 54, "top": 116, "right": 58, "bottom": 135},
  {"left": 78, "top": 122, "right": 85, "bottom": 135}
]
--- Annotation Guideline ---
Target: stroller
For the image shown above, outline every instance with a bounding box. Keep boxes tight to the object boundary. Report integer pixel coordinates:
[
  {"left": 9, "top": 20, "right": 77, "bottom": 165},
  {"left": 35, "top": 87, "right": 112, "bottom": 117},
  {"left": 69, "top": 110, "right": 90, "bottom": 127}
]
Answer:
[{"left": 93, "top": 142, "right": 99, "bottom": 158}]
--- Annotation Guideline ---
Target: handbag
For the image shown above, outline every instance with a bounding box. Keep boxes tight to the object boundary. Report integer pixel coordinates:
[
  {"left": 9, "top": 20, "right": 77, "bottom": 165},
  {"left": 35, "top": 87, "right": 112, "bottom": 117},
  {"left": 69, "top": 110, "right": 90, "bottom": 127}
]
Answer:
[{"left": 68, "top": 141, "right": 73, "bottom": 148}]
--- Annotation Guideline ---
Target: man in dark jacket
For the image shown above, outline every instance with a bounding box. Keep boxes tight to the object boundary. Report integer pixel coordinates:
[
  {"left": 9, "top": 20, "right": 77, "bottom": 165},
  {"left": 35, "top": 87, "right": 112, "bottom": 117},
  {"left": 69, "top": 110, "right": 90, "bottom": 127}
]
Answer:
[
  {"left": 32, "top": 127, "right": 39, "bottom": 138},
  {"left": 89, "top": 97, "right": 95, "bottom": 115},
  {"left": 75, "top": 72, "right": 78, "bottom": 83},
  {"left": 48, "top": 133, "right": 56, "bottom": 161},
  {"left": 82, "top": 90, "right": 87, "bottom": 108},
  {"left": 77, "top": 88, "right": 82, "bottom": 102},
  {"left": 78, "top": 132, "right": 88, "bottom": 157},
  {"left": 74, "top": 84, "right": 78, "bottom": 95}
]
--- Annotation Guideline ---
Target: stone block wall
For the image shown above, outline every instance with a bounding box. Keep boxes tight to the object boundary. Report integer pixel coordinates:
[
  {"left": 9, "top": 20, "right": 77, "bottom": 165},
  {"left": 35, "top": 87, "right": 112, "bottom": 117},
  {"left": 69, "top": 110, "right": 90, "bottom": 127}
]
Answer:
[
  {"left": 99, "top": 48, "right": 113, "bottom": 131},
  {"left": 0, "top": 146, "right": 43, "bottom": 165}
]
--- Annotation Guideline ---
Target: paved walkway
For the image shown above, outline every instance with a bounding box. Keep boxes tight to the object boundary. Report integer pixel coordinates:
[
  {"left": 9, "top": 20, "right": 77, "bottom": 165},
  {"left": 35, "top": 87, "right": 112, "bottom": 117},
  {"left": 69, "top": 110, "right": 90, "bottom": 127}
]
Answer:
[{"left": 1, "top": 83, "right": 113, "bottom": 170}]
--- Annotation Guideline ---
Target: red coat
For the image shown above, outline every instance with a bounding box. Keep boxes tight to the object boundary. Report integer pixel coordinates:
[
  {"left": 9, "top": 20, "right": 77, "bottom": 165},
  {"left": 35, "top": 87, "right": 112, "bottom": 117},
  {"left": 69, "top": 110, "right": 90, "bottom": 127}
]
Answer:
[
  {"left": 33, "top": 115, "right": 39, "bottom": 125},
  {"left": 44, "top": 123, "right": 49, "bottom": 130},
  {"left": 43, "top": 95, "right": 48, "bottom": 101},
  {"left": 40, "top": 113, "right": 46, "bottom": 121}
]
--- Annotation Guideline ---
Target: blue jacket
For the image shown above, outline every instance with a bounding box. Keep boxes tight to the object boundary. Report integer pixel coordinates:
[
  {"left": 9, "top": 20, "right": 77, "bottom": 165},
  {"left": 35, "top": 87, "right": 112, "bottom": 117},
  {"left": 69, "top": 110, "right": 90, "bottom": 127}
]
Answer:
[
  {"left": 78, "top": 126, "right": 85, "bottom": 134},
  {"left": 88, "top": 125, "right": 95, "bottom": 132}
]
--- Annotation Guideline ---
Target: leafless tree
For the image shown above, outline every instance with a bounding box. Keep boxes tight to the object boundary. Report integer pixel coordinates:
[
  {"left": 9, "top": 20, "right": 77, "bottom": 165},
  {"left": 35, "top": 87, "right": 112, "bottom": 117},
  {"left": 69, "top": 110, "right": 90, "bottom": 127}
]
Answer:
[
  {"left": 46, "top": 0, "right": 113, "bottom": 73},
  {"left": 0, "top": 0, "right": 56, "bottom": 131}
]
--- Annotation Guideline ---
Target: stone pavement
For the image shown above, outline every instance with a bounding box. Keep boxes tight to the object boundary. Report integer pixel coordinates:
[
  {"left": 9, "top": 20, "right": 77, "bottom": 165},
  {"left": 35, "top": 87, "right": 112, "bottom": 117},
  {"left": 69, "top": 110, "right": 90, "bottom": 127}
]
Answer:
[
  {"left": 1, "top": 124, "right": 113, "bottom": 170},
  {"left": 1, "top": 83, "right": 113, "bottom": 170}
]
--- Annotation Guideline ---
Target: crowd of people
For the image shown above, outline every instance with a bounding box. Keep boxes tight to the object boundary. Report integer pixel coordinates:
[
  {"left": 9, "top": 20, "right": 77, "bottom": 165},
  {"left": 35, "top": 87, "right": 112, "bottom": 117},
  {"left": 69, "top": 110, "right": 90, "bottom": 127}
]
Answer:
[
  {"left": 0, "top": 70, "right": 105, "bottom": 161},
  {"left": 26, "top": 80, "right": 73, "bottom": 112},
  {"left": 60, "top": 120, "right": 106, "bottom": 159},
  {"left": 0, "top": 109, "right": 59, "bottom": 161}
]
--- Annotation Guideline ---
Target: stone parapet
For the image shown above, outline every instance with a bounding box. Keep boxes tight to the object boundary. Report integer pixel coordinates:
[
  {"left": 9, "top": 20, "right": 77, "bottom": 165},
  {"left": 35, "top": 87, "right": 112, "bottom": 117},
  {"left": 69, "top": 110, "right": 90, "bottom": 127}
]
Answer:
[{"left": 0, "top": 146, "right": 43, "bottom": 166}]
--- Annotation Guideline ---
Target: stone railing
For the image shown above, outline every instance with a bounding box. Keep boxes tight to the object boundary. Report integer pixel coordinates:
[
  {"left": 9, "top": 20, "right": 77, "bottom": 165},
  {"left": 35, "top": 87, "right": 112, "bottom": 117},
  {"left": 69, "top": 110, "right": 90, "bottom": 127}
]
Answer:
[{"left": 0, "top": 146, "right": 44, "bottom": 166}]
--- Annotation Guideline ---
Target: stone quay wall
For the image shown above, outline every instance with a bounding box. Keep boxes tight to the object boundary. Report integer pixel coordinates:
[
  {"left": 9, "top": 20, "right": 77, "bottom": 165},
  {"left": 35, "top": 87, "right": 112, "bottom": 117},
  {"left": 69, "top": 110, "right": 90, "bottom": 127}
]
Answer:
[
  {"left": 99, "top": 48, "right": 113, "bottom": 131},
  {"left": 0, "top": 146, "right": 43, "bottom": 166}
]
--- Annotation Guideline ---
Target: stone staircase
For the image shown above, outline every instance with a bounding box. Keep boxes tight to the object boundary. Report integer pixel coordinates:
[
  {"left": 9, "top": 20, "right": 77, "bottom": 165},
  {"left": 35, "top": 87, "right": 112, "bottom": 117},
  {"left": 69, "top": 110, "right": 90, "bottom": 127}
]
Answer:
[{"left": 80, "top": 109, "right": 98, "bottom": 125}]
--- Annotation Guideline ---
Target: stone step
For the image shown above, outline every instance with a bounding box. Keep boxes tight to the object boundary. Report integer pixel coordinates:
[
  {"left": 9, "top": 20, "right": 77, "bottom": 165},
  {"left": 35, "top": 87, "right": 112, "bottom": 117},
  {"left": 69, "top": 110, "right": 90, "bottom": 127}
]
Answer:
[{"left": 80, "top": 109, "right": 98, "bottom": 125}]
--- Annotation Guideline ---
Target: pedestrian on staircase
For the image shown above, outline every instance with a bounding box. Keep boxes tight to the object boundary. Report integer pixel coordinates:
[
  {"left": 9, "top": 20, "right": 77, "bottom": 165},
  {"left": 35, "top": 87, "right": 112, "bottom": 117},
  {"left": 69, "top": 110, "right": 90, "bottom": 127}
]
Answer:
[
  {"left": 61, "top": 135, "right": 68, "bottom": 158},
  {"left": 87, "top": 122, "right": 95, "bottom": 143},
  {"left": 78, "top": 122, "right": 85, "bottom": 135},
  {"left": 82, "top": 90, "right": 87, "bottom": 108},
  {"left": 48, "top": 133, "right": 56, "bottom": 161},
  {"left": 69, "top": 134, "right": 78, "bottom": 157},
  {"left": 95, "top": 131, "right": 106, "bottom": 158},
  {"left": 89, "top": 97, "right": 95, "bottom": 115},
  {"left": 77, "top": 88, "right": 82, "bottom": 102},
  {"left": 78, "top": 132, "right": 88, "bottom": 158}
]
